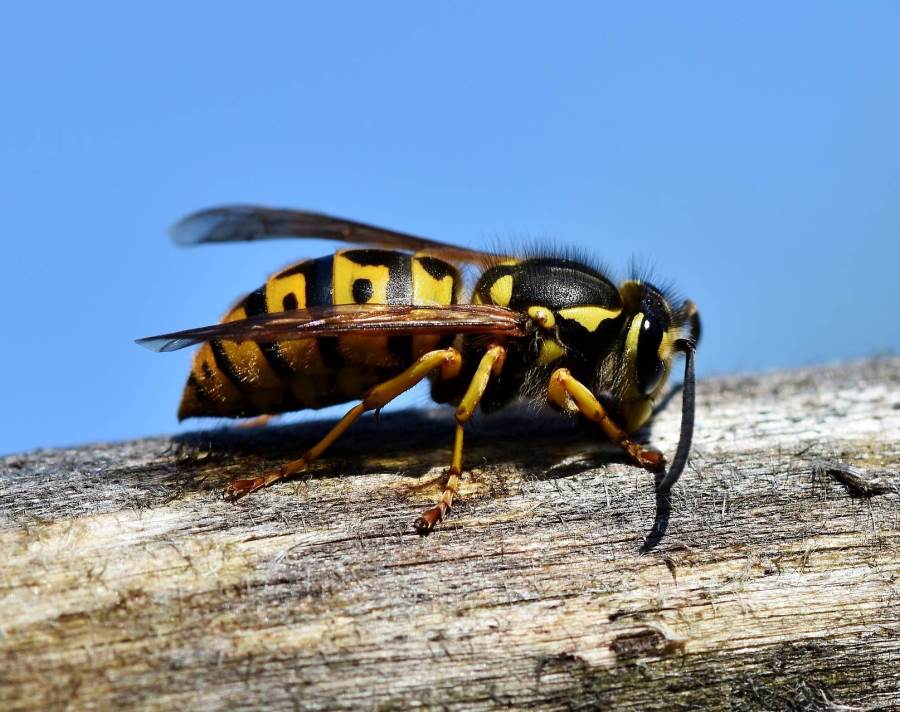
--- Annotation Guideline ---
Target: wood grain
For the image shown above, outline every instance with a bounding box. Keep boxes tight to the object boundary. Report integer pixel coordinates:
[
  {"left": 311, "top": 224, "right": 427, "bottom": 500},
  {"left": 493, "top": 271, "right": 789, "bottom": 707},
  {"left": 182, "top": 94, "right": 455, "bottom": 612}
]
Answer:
[{"left": 2, "top": 358, "right": 899, "bottom": 710}]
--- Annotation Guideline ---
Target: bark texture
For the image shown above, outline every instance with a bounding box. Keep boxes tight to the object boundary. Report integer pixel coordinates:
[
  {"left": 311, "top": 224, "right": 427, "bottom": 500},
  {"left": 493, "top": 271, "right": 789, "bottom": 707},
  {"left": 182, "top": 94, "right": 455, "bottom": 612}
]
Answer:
[{"left": 2, "top": 358, "right": 899, "bottom": 711}]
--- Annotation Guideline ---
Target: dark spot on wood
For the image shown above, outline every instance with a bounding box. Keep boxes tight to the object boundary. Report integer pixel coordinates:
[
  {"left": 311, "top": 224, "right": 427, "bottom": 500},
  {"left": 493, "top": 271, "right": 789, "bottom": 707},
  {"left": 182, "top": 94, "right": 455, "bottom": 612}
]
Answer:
[{"left": 611, "top": 629, "right": 680, "bottom": 660}]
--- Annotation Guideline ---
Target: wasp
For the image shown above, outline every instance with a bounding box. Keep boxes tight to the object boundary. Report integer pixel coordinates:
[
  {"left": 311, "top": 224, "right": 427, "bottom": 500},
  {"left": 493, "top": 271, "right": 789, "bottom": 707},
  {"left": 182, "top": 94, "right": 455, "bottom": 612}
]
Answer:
[{"left": 139, "top": 205, "right": 700, "bottom": 533}]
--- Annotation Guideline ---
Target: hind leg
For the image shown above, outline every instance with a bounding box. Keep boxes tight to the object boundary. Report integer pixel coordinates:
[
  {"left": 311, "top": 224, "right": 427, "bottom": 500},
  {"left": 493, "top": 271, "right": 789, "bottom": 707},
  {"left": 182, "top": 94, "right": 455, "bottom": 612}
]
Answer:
[{"left": 224, "top": 347, "right": 462, "bottom": 499}]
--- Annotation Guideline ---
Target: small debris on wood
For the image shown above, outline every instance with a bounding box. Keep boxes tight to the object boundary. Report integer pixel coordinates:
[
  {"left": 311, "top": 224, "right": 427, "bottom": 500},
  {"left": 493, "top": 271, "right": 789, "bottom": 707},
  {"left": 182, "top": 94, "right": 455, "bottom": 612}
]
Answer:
[
  {"left": 813, "top": 460, "right": 898, "bottom": 498},
  {"left": 610, "top": 625, "right": 687, "bottom": 660}
]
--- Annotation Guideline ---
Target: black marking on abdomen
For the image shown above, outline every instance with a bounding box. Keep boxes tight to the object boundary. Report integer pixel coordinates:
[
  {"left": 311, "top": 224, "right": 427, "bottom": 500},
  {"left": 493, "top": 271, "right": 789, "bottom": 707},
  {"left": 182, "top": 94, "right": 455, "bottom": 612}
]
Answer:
[
  {"left": 417, "top": 255, "right": 458, "bottom": 282},
  {"left": 340, "top": 249, "right": 407, "bottom": 268},
  {"left": 243, "top": 287, "right": 267, "bottom": 316},
  {"left": 342, "top": 249, "right": 412, "bottom": 305},
  {"left": 387, "top": 335, "right": 414, "bottom": 364},
  {"left": 314, "top": 336, "right": 341, "bottom": 367},
  {"left": 475, "top": 264, "right": 516, "bottom": 304},
  {"left": 240, "top": 286, "right": 295, "bottom": 378},
  {"left": 307, "top": 255, "right": 335, "bottom": 307},
  {"left": 343, "top": 250, "right": 414, "bottom": 366},
  {"left": 210, "top": 340, "right": 247, "bottom": 393},
  {"left": 260, "top": 342, "right": 294, "bottom": 377},
  {"left": 352, "top": 278, "right": 373, "bottom": 303},
  {"left": 187, "top": 373, "right": 213, "bottom": 404},
  {"left": 274, "top": 261, "right": 311, "bottom": 279},
  {"left": 307, "top": 255, "right": 340, "bottom": 366},
  {"left": 385, "top": 253, "right": 412, "bottom": 304}
]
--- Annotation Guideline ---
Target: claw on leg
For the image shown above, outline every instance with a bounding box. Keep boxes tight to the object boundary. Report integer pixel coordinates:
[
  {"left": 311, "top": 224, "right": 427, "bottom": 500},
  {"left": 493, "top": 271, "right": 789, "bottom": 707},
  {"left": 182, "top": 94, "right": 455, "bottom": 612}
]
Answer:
[
  {"left": 548, "top": 368, "right": 666, "bottom": 473},
  {"left": 634, "top": 447, "right": 665, "bottom": 471},
  {"left": 413, "top": 430, "right": 461, "bottom": 536},
  {"left": 224, "top": 459, "right": 310, "bottom": 500},
  {"left": 413, "top": 506, "right": 444, "bottom": 535}
]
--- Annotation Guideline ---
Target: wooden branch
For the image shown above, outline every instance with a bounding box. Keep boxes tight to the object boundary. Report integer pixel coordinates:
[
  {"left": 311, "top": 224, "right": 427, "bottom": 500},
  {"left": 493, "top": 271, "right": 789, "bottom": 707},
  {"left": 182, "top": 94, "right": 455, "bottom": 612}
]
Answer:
[{"left": 2, "top": 358, "right": 899, "bottom": 710}]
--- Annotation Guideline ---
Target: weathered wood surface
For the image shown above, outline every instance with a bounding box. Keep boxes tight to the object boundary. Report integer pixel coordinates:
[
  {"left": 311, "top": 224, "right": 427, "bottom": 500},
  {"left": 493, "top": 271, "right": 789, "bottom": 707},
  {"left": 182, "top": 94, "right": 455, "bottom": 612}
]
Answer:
[{"left": 2, "top": 358, "right": 899, "bottom": 711}]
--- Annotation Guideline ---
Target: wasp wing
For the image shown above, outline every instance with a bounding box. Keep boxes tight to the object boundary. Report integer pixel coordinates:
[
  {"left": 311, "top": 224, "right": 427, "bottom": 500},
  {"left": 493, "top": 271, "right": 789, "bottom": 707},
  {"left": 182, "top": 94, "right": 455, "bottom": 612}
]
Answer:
[
  {"left": 137, "top": 303, "right": 527, "bottom": 353},
  {"left": 171, "top": 205, "right": 496, "bottom": 264}
]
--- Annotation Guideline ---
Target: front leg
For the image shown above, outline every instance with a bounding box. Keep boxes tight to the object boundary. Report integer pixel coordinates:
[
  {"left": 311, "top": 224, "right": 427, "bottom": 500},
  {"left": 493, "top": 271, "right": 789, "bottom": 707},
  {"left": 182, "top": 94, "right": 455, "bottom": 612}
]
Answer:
[{"left": 547, "top": 368, "right": 665, "bottom": 471}]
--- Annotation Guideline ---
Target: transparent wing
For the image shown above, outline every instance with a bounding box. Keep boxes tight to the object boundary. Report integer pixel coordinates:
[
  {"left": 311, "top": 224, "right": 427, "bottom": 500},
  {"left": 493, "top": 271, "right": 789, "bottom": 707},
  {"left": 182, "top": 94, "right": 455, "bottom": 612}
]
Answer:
[
  {"left": 137, "top": 303, "right": 527, "bottom": 353},
  {"left": 171, "top": 205, "right": 495, "bottom": 264}
]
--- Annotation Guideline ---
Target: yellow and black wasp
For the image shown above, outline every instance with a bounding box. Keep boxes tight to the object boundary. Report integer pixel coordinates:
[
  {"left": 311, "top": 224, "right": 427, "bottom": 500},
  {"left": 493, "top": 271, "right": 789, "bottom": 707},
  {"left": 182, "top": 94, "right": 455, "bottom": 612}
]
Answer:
[{"left": 138, "top": 205, "right": 700, "bottom": 533}]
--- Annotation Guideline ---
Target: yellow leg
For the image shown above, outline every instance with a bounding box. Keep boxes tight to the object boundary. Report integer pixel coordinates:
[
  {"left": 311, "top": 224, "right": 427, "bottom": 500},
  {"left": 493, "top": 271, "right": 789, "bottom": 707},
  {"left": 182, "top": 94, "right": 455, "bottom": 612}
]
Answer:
[
  {"left": 224, "top": 348, "right": 462, "bottom": 500},
  {"left": 414, "top": 344, "right": 506, "bottom": 534},
  {"left": 547, "top": 368, "right": 665, "bottom": 471}
]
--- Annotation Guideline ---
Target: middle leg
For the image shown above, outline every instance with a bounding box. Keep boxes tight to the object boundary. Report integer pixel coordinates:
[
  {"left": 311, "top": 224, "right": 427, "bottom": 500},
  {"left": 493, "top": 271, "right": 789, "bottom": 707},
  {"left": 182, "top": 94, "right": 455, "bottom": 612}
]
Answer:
[{"left": 414, "top": 344, "right": 507, "bottom": 534}]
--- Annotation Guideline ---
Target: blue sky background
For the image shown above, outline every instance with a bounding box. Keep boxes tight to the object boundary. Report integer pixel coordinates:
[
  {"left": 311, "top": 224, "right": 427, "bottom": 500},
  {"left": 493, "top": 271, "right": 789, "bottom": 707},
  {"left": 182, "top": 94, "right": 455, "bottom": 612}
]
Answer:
[{"left": 2, "top": 2, "right": 898, "bottom": 454}]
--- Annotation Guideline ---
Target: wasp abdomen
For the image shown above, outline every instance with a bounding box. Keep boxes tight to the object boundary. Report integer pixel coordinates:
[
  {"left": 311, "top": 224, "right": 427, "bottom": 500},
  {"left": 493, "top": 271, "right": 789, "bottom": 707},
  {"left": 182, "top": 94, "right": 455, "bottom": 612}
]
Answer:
[{"left": 178, "top": 249, "right": 460, "bottom": 419}]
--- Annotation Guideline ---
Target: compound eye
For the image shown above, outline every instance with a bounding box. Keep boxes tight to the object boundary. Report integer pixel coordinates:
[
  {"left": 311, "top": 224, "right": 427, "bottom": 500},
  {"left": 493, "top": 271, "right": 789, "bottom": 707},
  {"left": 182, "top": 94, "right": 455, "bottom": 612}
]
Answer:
[{"left": 636, "top": 315, "right": 665, "bottom": 395}]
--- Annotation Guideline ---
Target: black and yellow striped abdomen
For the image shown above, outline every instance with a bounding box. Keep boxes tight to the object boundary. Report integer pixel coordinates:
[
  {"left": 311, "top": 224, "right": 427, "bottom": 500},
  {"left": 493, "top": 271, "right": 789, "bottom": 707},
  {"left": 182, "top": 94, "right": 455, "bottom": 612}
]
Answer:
[{"left": 179, "top": 249, "right": 461, "bottom": 419}]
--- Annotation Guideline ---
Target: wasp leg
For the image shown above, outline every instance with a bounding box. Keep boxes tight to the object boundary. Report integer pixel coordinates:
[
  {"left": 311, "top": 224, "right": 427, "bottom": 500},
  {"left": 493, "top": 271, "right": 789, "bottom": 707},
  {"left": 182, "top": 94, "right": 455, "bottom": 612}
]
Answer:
[
  {"left": 547, "top": 368, "right": 665, "bottom": 471},
  {"left": 224, "top": 348, "right": 463, "bottom": 500},
  {"left": 414, "top": 344, "right": 507, "bottom": 534}
]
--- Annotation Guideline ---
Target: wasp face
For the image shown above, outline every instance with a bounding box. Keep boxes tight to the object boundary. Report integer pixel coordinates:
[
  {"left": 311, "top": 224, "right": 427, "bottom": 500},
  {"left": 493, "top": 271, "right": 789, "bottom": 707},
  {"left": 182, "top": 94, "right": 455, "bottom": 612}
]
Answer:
[
  {"left": 602, "top": 281, "right": 697, "bottom": 433},
  {"left": 626, "top": 289, "right": 675, "bottom": 398}
]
